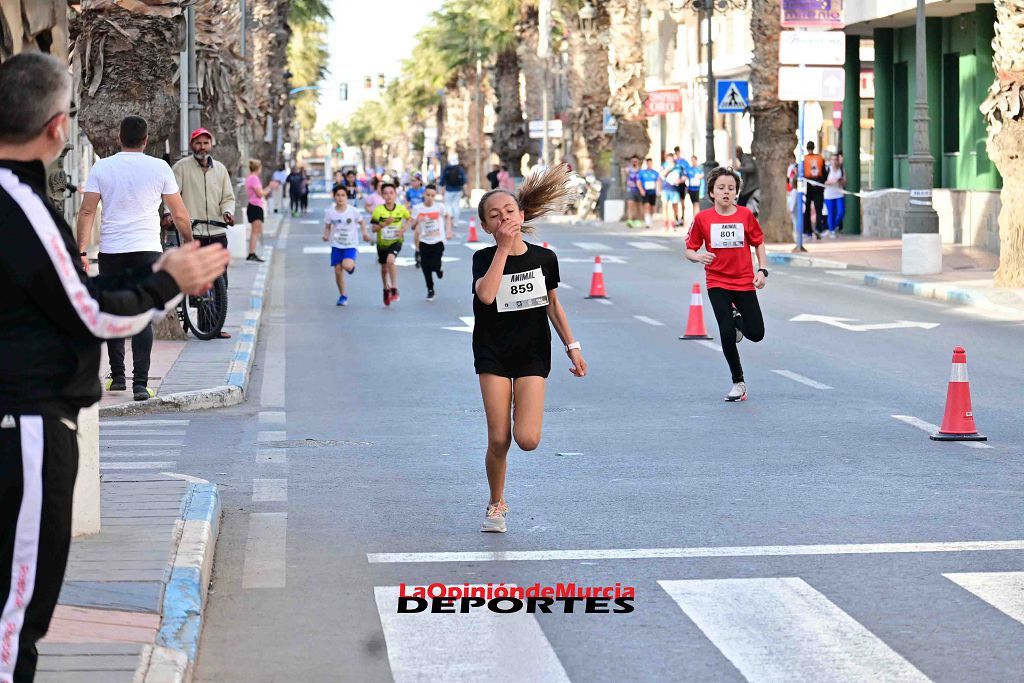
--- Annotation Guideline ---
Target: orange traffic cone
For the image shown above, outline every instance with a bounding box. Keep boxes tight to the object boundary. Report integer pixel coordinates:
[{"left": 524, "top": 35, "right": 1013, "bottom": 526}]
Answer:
[
  {"left": 678, "top": 283, "right": 713, "bottom": 340},
  {"left": 930, "top": 346, "right": 986, "bottom": 441},
  {"left": 585, "top": 256, "right": 608, "bottom": 299},
  {"left": 542, "top": 241, "right": 555, "bottom": 251},
  {"left": 467, "top": 217, "right": 479, "bottom": 243}
]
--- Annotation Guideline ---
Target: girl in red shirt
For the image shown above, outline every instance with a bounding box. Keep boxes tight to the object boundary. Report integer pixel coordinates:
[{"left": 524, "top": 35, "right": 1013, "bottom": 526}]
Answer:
[{"left": 685, "top": 167, "right": 769, "bottom": 401}]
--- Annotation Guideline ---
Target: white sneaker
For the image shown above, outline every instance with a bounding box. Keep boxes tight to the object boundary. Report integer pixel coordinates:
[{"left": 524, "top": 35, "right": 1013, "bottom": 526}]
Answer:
[
  {"left": 481, "top": 501, "right": 508, "bottom": 533},
  {"left": 725, "top": 382, "right": 747, "bottom": 402},
  {"left": 828, "top": 231, "right": 837, "bottom": 239}
]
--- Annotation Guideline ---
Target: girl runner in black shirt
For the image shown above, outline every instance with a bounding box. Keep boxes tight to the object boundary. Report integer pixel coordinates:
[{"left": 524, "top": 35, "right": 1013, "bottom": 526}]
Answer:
[{"left": 472, "top": 165, "right": 587, "bottom": 533}]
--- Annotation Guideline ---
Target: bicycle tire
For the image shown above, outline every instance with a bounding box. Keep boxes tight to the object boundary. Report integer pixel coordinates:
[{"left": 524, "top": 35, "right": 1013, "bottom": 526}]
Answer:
[{"left": 183, "top": 275, "right": 228, "bottom": 340}]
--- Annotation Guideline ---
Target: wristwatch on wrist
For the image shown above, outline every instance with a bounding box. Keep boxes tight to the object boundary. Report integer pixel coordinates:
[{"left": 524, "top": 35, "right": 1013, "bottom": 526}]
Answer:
[
  {"left": 79, "top": 251, "right": 87, "bottom": 257},
  {"left": 565, "top": 341, "right": 581, "bottom": 353},
  {"left": 757, "top": 268, "right": 769, "bottom": 277}
]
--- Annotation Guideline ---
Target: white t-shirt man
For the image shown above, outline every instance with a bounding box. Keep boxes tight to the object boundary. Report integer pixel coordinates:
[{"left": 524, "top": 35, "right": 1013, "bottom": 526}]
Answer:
[
  {"left": 324, "top": 205, "right": 362, "bottom": 249},
  {"left": 83, "top": 152, "right": 179, "bottom": 254},
  {"left": 411, "top": 203, "right": 449, "bottom": 245}
]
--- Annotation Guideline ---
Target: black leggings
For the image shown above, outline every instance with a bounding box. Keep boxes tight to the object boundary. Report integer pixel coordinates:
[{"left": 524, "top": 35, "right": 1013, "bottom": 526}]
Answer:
[
  {"left": 420, "top": 242, "right": 444, "bottom": 290},
  {"left": 803, "top": 186, "right": 825, "bottom": 235},
  {"left": 290, "top": 193, "right": 301, "bottom": 214},
  {"left": 98, "top": 251, "right": 161, "bottom": 385},
  {"left": 707, "top": 288, "right": 765, "bottom": 383}
]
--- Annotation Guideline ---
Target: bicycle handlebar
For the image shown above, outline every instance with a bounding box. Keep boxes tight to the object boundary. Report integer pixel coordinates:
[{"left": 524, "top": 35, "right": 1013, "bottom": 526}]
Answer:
[{"left": 192, "top": 219, "right": 229, "bottom": 228}]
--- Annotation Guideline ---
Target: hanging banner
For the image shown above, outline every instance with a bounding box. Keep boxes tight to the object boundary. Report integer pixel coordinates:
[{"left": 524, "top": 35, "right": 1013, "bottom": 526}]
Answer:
[
  {"left": 781, "top": 0, "right": 844, "bottom": 29},
  {"left": 644, "top": 89, "right": 683, "bottom": 117}
]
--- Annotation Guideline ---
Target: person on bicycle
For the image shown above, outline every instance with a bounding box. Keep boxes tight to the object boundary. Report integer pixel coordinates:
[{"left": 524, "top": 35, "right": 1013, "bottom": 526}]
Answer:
[
  {"left": 75, "top": 115, "right": 194, "bottom": 401},
  {"left": 172, "top": 127, "right": 235, "bottom": 339}
]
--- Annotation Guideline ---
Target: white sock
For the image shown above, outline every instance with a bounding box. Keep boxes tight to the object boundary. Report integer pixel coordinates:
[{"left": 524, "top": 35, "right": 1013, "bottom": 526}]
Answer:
[{"left": 644, "top": 214, "right": 651, "bottom": 226}]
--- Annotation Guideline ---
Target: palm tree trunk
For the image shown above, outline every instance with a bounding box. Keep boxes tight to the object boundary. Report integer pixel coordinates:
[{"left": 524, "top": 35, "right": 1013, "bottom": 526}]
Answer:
[
  {"left": 74, "top": 0, "right": 186, "bottom": 158},
  {"left": 251, "top": 0, "right": 291, "bottom": 166},
  {"left": 492, "top": 46, "right": 528, "bottom": 172},
  {"left": 750, "top": 0, "right": 798, "bottom": 243},
  {"left": 606, "top": 0, "right": 649, "bottom": 167},
  {"left": 517, "top": 7, "right": 544, "bottom": 165},
  {"left": 565, "top": 1, "right": 610, "bottom": 176},
  {"left": 982, "top": 0, "right": 1024, "bottom": 287}
]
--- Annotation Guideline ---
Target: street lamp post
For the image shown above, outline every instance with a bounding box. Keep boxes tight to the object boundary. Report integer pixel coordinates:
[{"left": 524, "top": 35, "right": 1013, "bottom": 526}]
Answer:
[
  {"left": 902, "top": 0, "right": 941, "bottom": 274},
  {"left": 186, "top": 4, "right": 201, "bottom": 134}
]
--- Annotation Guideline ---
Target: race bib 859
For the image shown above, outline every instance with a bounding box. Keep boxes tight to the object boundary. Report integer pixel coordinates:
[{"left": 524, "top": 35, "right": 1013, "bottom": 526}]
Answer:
[{"left": 495, "top": 267, "right": 549, "bottom": 313}]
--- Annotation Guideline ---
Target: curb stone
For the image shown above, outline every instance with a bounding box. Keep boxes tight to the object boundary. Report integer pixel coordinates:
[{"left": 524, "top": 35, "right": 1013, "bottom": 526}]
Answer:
[
  {"left": 99, "top": 241, "right": 275, "bottom": 417},
  {"left": 767, "top": 252, "right": 850, "bottom": 270},
  {"left": 134, "top": 480, "right": 221, "bottom": 683},
  {"left": 827, "top": 269, "right": 1021, "bottom": 314}
]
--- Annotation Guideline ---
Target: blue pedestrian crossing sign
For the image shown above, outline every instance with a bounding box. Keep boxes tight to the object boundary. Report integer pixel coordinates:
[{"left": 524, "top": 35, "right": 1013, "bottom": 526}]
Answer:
[{"left": 717, "top": 80, "right": 749, "bottom": 113}]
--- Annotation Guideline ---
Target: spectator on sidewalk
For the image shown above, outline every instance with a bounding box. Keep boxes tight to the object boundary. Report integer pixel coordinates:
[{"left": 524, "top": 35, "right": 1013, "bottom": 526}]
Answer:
[
  {"left": 736, "top": 146, "right": 759, "bottom": 214},
  {"left": 441, "top": 156, "right": 467, "bottom": 224},
  {"left": 172, "top": 128, "right": 236, "bottom": 338},
  {"left": 486, "top": 163, "right": 500, "bottom": 190},
  {"left": 0, "top": 53, "right": 230, "bottom": 683},
  {"left": 245, "top": 159, "right": 271, "bottom": 262},
  {"left": 285, "top": 165, "right": 304, "bottom": 216},
  {"left": 823, "top": 153, "right": 846, "bottom": 238},
  {"left": 270, "top": 162, "right": 288, "bottom": 214},
  {"left": 75, "top": 115, "right": 195, "bottom": 401},
  {"left": 802, "top": 141, "right": 827, "bottom": 239},
  {"left": 497, "top": 164, "right": 515, "bottom": 192}
]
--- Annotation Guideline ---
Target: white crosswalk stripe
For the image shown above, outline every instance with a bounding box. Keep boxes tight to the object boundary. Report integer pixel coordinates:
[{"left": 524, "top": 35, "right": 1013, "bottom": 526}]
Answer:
[
  {"left": 627, "top": 241, "right": 670, "bottom": 251},
  {"left": 660, "top": 577, "right": 932, "bottom": 683},
  {"left": 944, "top": 571, "right": 1024, "bottom": 625},
  {"left": 99, "top": 419, "right": 190, "bottom": 472},
  {"left": 374, "top": 585, "right": 570, "bottom": 683},
  {"left": 573, "top": 241, "right": 613, "bottom": 251}
]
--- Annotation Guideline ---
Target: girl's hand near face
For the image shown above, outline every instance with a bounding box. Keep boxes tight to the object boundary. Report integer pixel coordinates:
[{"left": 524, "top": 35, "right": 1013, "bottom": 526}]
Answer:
[{"left": 494, "top": 219, "right": 520, "bottom": 251}]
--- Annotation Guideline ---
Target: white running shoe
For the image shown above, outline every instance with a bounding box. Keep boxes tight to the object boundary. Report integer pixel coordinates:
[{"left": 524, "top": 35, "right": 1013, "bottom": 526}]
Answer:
[
  {"left": 481, "top": 501, "right": 508, "bottom": 533},
  {"left": 725, "top": 382, "right": 747, "bottom": 402}
]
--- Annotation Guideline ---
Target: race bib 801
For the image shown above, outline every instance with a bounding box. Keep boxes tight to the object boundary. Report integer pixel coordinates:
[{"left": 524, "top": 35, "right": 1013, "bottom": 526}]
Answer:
[
  {"left": 495, "top": 267, "right": 549, "bottom": 313},
  {"left": 710, "top": 222, "right": 745, "bottom": 249}
]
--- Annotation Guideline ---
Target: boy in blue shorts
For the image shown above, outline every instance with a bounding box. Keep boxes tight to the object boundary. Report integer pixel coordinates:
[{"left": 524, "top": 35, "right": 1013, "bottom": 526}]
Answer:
[{"left": 323, "top": 184, "right": 369, "bottom": 306}]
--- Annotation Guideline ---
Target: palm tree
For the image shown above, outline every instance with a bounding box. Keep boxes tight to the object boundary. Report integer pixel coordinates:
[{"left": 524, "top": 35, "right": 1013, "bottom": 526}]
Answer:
[
  {"left": 286, "top": 17, "right": 329, "bottom": 140},
  {"left": 73, "top": 0, "right": 189, "bottom": 157},
  {"left": 562, "top": 0, "right": 610, "bottom": 175},
  {"left": 749, "top": 0, "right": 797, "bottom": 242},
  {"left": 981, "top": 0, "right": 1024, "bottom": 287},
  {"left": 251, "top": 0, "right": 292, "bottom": 166},
  {"left": 605, "top": 0, "right": 649, "bottom": 169},
  {"left": 1, "top": 0, "right": 68, "bottom": 62},
  {"left": 485, "top": 0, "right": 529, "bottom": 174}
]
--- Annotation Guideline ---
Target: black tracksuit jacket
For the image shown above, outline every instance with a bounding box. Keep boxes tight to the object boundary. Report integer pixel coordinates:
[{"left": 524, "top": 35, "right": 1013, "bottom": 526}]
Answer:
[{"left": 0, "top": 159, "right": 180, "bottom": 419}]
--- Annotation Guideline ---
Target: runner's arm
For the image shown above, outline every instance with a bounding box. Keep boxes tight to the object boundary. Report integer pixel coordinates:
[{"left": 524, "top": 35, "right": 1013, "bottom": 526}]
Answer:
[
  {"left": 473, "top": 248, "right": 511, "bottom": 305},
  {"left": 547, "top": 290, "right": 587, "bottom": 377},
  {"left": 163, "top": 192, "right": 193, "bottom": 242},
  {"left": 75, "top": 191, "right": 100, "bottom": 269}
]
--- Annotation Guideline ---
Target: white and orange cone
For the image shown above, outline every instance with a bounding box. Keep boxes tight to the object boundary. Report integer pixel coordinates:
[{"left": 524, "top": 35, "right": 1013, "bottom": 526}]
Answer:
[
  {"left": 678, "top": 283, "right": 713, "bottom": 340},
  {"left": 467, "top": 217, "right": 479, "bottom": 243},
  {"left": 930, "top": 346, "right": 986, "bottom": 441},
  {"left": 585, "top": 256, "right": 608, "bottom": 299}
]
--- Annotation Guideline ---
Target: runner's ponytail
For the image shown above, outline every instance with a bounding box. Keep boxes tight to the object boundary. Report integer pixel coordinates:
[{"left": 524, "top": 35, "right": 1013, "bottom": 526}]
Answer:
[{"left": 478, "top": 164, "right": 575, "bottom": 235}]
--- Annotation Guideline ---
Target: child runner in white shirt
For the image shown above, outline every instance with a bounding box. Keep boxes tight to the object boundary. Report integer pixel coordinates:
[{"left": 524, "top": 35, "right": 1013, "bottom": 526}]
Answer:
[
  {"left": 408, "top": 183, "right": 454, "bottom": 301},
  {"left": 322, "top": 184, "right": 369, "bottom": 306}
]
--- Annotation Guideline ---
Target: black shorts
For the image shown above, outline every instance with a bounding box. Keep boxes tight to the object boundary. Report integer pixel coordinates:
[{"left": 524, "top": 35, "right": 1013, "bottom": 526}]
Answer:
[
  {"left": 246, "top": 205, "right": 265, "bottom": 223},
  {"left": 474, "top": 355, "right": 550, "bottom": 379},
  {"left": 628, "top": 191, "right": 643, "bottom": 203},
  {"left": 377, "top": 242, "right": 402, "bottom": 264},
  {"left": 687, "top": 188, "right": 700, "bottom": 203},
  {"left": 642, "top": 193, "right": 657, "bottom": 206}
]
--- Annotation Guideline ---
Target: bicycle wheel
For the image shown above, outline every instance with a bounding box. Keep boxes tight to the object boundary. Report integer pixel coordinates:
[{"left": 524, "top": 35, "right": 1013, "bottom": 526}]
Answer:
[{"left": 183, "top": 275, "right": 227, "bottom": 340}]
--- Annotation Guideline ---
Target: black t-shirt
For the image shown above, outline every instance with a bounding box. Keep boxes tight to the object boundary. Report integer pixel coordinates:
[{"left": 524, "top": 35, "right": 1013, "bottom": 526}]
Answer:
[{"left": 472, "top": 243, "right": 559, "bottom": 368}]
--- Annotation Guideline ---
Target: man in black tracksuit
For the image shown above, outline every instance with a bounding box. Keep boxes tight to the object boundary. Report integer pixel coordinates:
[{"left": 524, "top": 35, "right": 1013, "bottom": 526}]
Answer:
[{"left": 0, "top": 54, "right": 229, "bottom": 682}]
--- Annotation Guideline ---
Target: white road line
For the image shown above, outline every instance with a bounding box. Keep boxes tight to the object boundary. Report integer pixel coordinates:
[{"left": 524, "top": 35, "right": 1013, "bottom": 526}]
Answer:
[
  {"left": 257, "top": 430, "right": 286, "bottom": 443},
  {"left": 302, "top": 246, "right": 331, "bottom": 254},
  {"left": 252, "top": 479, "right": 288, "bottom": 503},
  {"left": 98, "top": 452, "right": 181, "bottom": 458},
  {"left": 99, "top": 440, "right": 183, "bottom": 447},
  {"left": 260, "top": 264, "right": 287, "bottom": 408},
  {"left": 366, "top": 539, "right": 1024, "bottom": 564},
  {"left": 891, "top": 415, "right": 993, "bottom": 449},
  {"left": 627, "top": 241, "right": 670, "bottom": 251},
  {"left": 594, "top": 299, "right": 613, "bottom": 306},
  {"left": 944, "top": 571, "right": 1024, "bottom": 626},
  {"left": 99, "top": 420, "right": 189, "bottom": 427},
  {"left": 99, "top": 430, "right": 187, "bottom": 436},
  {"left": 634, "top": 315, "right": 665, "bottom": 326},
  {"left": 100, "top": 462, "right": 177, "bottom": 470},
  {"left": 374, "top": 586, "right": 570, "bottom": 683},
  {"left": 243, "top": 512, "right": 287, "bottom": 589},
  {"left": 257, "top": 448, "right": 288, "bottom": 465},
  {"left": 659, "top": 578, "right": 931, "bottom": 683},
  {"left": 694, "top": 339, "right": 723, "bottom": 352},
  {"left": 464, "top": 242, "right": 491, "bottom": 251},
  {"left": 258, "top": 411, "right": 287, "bottom": 425},
  {"left": 772, "top": 370, "right": 833, "bottom": 390},
  {"left": 559, "top": 283, "right": 574, "bottom": 290},
  {"left": 573, "top": 242, "right": 613, "bottom": 251}
]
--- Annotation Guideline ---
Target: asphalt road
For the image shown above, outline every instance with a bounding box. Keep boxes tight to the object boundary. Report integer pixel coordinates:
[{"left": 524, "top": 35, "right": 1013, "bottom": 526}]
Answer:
[{"left": 125, "top": 197, "right": 1022, "bottom": 682}]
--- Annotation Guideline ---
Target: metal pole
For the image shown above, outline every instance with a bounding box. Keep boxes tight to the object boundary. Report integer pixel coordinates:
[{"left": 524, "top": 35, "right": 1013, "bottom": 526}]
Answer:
[
  {"left": 794, "top": 100, "right": 806, "bottom": 252},
  {"left": 475, "top": 55, "right": 483, "bottom": 189},
  {"left": 542, "top": 59, "right": 551, "bottom": 167},
  {"left": 179, "top": 50, "right": 188, "bottom": 157},
  {"left": 701, "top": 0, "right": 716, "bottom": 209},
  {"left": 186, "top": 4, "right": 201, "bottom": 133},
  {"left": 902, "top": 0, "right": 940, "bottom": 274}
]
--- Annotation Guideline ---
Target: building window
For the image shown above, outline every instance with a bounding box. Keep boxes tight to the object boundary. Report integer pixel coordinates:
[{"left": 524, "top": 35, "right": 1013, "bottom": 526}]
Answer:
[
  {"left": 893, "top": 62, "right": 908, "bottom": 156},
  {"left": 942, "top": 52, "right": 959, "bottom": 155}
]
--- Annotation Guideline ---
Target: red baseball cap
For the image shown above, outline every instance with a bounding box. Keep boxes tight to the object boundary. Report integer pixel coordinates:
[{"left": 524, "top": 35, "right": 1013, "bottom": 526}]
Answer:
[{"left": 189, "top": 128, "right": 215, "bottom": 144}]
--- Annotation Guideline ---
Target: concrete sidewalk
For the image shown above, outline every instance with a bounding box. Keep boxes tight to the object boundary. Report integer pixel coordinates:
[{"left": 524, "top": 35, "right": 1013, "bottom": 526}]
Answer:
[
  {"left": 766, "top": 236, "right": 1024, "bottom": 317},
  {"left": 97, "top": 238, "right": 275, "bottom": 417},
  {"left": 37, "top": 474, "right": 220, "bottom": 682}
]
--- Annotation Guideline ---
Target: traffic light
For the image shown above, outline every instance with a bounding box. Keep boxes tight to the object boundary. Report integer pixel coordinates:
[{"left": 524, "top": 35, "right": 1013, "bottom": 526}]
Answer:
[
  {"left": 364, "top": 75, "right": 372, "bottom": 89},
  {"left": 339, "top": 83, "right": 348, "bottom": 101},
  {"left": 378, "top": 73, "right": 386, "bottom": 89}
]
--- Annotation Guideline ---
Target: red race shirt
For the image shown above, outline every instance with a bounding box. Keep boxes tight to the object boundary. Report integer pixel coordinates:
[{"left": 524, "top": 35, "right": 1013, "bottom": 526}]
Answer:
[{"left": 685, "top": 205, "right": 763, "bottom": 291}]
